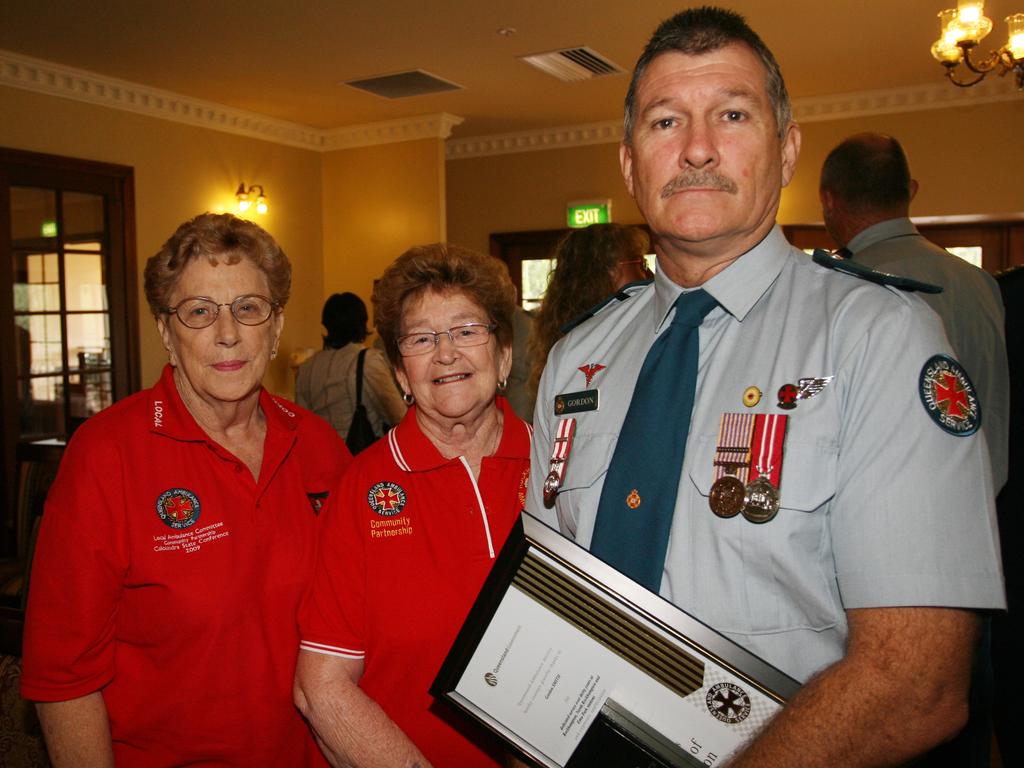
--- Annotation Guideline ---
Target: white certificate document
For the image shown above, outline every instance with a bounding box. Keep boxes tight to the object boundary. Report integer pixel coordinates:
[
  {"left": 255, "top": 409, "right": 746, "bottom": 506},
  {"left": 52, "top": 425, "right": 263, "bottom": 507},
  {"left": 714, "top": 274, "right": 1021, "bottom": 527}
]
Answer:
[
  {"left": 453, "top": 550, "right": 782, "bottom": 767},
  {"left": 434, "top": 516, "right": 799, "bottom": 768}
]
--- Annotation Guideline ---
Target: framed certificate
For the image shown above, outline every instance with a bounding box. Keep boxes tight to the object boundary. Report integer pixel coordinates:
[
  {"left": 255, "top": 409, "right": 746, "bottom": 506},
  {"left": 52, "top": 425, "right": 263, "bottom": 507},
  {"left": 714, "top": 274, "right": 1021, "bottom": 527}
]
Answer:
[{"left": 431, "top": 514, "right": 800, "bottom": 768}]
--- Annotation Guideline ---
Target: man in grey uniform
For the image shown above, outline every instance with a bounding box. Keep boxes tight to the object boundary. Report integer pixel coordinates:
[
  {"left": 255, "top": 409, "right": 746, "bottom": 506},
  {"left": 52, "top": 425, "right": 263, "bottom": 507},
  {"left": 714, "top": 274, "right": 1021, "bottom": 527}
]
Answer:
[
  {"left": 526, "top": 7, "right": 1004, "bottom": 766},
  {"left": 820, "top": 132, "right": 1009, "bottom": 492}
]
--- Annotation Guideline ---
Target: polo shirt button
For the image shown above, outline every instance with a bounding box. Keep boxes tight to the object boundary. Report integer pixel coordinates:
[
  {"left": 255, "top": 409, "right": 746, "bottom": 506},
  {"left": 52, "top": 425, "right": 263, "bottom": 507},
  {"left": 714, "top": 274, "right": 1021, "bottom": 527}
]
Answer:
[{"left": 234, "top": 465, "right": 243, "bottom": 473}]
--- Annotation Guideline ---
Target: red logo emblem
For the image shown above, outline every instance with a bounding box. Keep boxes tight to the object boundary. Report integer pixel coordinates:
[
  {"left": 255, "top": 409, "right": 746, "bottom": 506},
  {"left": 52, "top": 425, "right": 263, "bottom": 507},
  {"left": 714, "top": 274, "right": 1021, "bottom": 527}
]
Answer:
[
  {"left": 934, "top": 372, "right": 970, "bottom": 420},
  {"left": 367, "top": 481, "right": 408, "bottom": 517},
  {"left": 776, "top": 383, "right": 798, "bottom": 409},
  {"left": 919, "top": 355, "right": 980, "bottom": 435},
  {"left": 156, "top": 488, "right": 200, "bottom": 529},
  {"left": 578, "top": 363, "right": 606, "bottom": 388}
]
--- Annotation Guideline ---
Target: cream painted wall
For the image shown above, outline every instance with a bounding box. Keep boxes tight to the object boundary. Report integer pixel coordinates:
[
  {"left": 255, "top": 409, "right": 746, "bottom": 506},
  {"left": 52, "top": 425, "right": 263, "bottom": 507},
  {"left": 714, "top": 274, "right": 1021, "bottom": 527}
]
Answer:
[
  {"left": 447, "top": 99, "right": 1024, "bottom": 252},
  {"left": 321, "top": 138, "right": 446, "bottom": 332},
  {"left": 447, "top": 143, "right": 643, "bottom": 254},
  {"left": 0, "top": 84, "right": 323, "bottom": 397},
  {"left": 785, "top": 99, "right": 1024, "bottom": 223}
]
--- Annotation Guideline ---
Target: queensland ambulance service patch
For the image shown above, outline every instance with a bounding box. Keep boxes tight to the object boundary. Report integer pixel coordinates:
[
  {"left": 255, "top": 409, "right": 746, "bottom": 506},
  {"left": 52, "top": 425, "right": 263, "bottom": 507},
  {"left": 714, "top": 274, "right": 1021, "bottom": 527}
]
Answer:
[
  {"left": 919, "top": 354, "right": 980, "bottom": 436},
  {"left": 367, "top": 481, "right": 407, "bottom": 517},
  {"left": 156, "top": 488, "right": 201, "bottom": 529}
]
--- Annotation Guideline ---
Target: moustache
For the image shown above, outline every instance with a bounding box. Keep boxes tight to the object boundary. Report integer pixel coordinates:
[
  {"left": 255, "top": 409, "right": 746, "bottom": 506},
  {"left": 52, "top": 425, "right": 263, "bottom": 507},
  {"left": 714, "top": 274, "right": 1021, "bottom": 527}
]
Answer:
[{"left": 660, "top": 171, "right": 738, "bottom": 199}]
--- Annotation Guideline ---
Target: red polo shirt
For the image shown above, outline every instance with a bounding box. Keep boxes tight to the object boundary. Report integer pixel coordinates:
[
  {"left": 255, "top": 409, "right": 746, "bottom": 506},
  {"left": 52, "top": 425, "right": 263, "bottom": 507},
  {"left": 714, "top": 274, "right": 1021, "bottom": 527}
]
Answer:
[
  {"left": 22, "top": 365, "right": 350, "bottom": 767},
  {"left": 299, "top": 397, "right": 531, "bottom": 767}
]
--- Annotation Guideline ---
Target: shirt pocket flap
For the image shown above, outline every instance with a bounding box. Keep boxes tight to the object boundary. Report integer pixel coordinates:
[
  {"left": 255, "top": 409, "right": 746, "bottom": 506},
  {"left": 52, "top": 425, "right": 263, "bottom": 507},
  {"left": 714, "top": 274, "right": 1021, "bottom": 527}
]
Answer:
[
  {"left": 560, "top": 431, "right": 617, "bottom": 491},
  {"left": 689, "top": 435, "right": 837, "bottom": 513}
]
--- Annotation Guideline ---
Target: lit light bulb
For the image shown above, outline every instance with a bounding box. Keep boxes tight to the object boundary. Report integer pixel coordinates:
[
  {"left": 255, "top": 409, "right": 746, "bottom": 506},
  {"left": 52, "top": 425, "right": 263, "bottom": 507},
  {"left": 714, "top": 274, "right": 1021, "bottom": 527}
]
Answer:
[
  {"left": 958, "top": 0, "right": 983, "bottom": 25},
  {"left": 235, "top": 182, "right": 251, "bottom": 213},
  {"left": 955, "top": 0, "right": 993, "bottom": 42},
  {"left": 256, "top": 195, "right": 268, "bottom": 215},
  {"left": 1008, "top": 14, "right": 1024, "bottom": 59},
  {"left": 933, "top": 9, "right": 965, "bottom": 62}
]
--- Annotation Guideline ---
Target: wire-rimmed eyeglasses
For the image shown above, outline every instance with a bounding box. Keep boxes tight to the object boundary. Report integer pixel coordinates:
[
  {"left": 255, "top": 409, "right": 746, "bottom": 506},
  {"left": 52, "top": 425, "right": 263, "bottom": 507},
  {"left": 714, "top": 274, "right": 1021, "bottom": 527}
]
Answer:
[
  {"left": 396, "top": 323, "right": 496, "bottom": 357},
  {"left": 162, "top": 295, "right": 280, "bottom": 329}
]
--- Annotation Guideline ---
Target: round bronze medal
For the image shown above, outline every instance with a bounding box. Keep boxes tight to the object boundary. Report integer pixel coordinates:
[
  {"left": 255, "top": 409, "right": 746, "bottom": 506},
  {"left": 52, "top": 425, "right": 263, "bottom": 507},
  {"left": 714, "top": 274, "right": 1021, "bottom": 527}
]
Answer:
[
  {"left": 742, "top": 476, "right": 780, "bottom": 524},
  {"left": 709, "top": 476, "right": 745, "bottom": 518}
]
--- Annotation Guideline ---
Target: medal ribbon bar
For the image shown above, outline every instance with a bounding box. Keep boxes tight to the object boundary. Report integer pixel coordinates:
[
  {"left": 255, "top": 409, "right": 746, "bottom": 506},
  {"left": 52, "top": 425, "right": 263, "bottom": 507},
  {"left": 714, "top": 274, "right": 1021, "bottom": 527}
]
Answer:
[
  {"left": 713, "top": 412, "right": 755, "bottom": 483},
  {"left": 748, "top": 414, "right": 787, "bottom": 487},
  {"left": 543, "top": 417, "right": 577, "bottom": 507}
]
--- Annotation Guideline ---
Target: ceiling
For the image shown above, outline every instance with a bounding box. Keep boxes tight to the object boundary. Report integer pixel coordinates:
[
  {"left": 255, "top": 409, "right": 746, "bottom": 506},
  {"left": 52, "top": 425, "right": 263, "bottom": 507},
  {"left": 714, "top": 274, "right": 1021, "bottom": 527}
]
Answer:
[{"left": 0, "top": 0, "right": 1013, "bottom": 139}]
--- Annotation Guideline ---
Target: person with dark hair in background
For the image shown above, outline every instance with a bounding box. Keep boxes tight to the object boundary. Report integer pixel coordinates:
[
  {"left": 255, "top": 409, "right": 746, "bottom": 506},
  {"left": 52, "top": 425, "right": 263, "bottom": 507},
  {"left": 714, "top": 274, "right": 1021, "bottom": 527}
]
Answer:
[
  {"left": 295, "top": 243, "right": 531, "bottom": 767},
  {"left": 21, "top": 212, "right": 350, "bottom": 766},
  {"left": 820, "top": 132, "right": 1009, "bottom": 491},
  {"left": 527, "top": 7, "right": 1003, "bottom": 766},
  {"left": 529, "top": 223, "right": 650, "bottom": 390},
  {"left": 296, "top": 292, "right": 407, "bottom": 448}
]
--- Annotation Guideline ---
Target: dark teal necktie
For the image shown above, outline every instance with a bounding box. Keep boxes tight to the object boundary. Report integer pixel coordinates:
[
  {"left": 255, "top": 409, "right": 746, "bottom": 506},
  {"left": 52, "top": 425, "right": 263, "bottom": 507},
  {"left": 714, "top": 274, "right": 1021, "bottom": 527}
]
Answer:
[{"left": 590, "top": 289, "right": 718, "bottom": 592}]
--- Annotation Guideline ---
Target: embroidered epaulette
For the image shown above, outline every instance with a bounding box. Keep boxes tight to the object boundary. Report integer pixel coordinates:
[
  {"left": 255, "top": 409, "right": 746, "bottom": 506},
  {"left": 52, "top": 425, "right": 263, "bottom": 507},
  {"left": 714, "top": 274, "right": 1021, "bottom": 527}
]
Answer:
[
  {"left": 812, "top": 249, "right": 942, "bottom": 294},
  {"left": 558, "top": 279, "right": 653, "bottom": 335}
]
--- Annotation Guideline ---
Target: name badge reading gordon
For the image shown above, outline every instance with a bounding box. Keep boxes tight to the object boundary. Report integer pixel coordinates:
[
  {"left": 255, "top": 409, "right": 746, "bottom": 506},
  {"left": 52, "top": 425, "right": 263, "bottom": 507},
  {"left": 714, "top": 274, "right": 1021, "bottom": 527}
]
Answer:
[{"left": 554, "top": 389, "right": 600, "bottom": 416}]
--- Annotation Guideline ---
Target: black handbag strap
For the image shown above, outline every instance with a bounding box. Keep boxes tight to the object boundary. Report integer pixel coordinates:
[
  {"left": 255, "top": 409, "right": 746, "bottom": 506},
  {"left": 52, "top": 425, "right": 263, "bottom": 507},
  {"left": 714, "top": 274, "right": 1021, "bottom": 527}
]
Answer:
[{"left": 354, "top": 348, "right": 366, "bottom": 407}]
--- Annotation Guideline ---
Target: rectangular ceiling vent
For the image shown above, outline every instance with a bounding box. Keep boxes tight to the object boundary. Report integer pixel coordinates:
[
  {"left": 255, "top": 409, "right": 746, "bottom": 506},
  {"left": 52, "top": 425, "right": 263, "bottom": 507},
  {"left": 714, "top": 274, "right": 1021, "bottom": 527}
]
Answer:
[
  {"left": 343, "top": 70, "right": 462, "bottom": 99},
  {"left": 519, "top": 47, "right": 624, "bottom": 82}
]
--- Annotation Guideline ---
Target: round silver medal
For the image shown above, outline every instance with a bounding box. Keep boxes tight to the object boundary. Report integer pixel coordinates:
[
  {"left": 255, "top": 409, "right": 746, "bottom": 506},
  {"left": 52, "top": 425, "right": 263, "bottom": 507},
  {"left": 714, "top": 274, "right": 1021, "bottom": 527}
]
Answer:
[
  {"left": 542, "top": 470, "right": 561, "bottom": 508},
  {"left": 742, "top": 476, "right": 779, "bottom": 524}
]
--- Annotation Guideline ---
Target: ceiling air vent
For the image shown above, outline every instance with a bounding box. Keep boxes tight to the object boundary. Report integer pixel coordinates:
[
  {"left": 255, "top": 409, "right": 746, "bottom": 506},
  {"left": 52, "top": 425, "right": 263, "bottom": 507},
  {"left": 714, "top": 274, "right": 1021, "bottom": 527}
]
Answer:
[
  {"left": 519, "top": 47, "right": 624, "bottom": 82},
  {"left": 343, "top": 70, "right": 462, "bottom": 99}
]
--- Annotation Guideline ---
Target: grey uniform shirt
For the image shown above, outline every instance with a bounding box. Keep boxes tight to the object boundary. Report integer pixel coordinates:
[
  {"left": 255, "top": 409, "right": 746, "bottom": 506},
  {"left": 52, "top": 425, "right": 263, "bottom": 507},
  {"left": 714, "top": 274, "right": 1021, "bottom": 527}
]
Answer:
[
  {"left": 848, "top": 218, "right": 1009, "bottom": 491},
  {"left": 526, "top": 226, "right": 1004, "bottom": 683},
  {"left": 295, "top": 343, "right": 407, "bottom": 440}
]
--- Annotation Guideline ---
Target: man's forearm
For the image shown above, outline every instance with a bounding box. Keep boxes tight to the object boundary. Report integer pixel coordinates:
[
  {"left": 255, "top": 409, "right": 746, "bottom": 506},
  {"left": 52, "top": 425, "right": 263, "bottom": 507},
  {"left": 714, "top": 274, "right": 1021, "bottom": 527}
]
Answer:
[{"left": 726, "top": 607, "right": 977, "bottom": 767}]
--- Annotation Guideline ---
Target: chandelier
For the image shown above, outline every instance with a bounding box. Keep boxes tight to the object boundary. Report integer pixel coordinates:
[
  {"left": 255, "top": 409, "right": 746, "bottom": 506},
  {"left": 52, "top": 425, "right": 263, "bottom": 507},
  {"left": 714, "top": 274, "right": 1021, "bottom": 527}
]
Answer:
[{"left": 931, "top": 2, "right": 1024, "bottom": 87}]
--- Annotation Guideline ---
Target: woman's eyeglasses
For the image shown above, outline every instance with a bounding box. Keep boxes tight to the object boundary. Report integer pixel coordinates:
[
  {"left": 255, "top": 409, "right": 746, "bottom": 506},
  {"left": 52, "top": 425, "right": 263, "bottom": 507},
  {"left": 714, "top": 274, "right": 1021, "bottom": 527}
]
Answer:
[
  {"left": 396, "top": 323, "right": 496, "bottom": 357},
  {"left": 162, "top": 295, "right": 279, "bottom": 329}
]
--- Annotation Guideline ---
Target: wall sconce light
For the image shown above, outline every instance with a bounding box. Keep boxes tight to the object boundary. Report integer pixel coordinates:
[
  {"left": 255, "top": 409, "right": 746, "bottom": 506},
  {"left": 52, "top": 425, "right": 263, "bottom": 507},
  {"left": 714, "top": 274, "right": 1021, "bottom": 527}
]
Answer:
[
  {"left": 235, "top": 183, "right": 268, "bottom": 215},
  {"left": 931, "top": 2, "right": 1024, "bottom": 88}
]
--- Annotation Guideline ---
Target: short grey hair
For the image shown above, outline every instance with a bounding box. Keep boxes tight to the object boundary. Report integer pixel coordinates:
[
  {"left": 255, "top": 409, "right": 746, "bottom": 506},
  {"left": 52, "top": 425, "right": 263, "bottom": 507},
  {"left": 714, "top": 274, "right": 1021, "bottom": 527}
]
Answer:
[{"left": 623, "top": 6, "right": 792, "bottom": 143}]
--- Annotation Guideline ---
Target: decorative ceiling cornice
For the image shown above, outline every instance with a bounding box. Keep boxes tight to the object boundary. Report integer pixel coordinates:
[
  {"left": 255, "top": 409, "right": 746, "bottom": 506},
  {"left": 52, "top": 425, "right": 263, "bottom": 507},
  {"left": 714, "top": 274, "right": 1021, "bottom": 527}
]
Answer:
[
  {"left": 791, "top": 75, "right": 1019, "bottom": 123},
  {"left": 0, "top": 49, "right": 461, "bottom": 152},
  {"left": 445, "top": 120, "right": 623, "bottom": 159},
  {"left": 0, "top": 49, "right": 325, "bottom": 150},
  {"left": 2, "top": 47, "right": 1019, "bottom": 160},
  {"left": 322, "top": 113, "right": 464, "bottom": 151}
]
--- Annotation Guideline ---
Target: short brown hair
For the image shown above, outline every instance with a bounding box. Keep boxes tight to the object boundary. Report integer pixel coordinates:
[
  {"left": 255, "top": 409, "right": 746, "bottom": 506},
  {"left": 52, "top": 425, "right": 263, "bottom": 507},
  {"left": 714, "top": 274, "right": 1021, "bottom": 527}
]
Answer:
[
  {"left": 143, "top": 212, "right": 291, "bottom": 316},
  {"left": 373, "top": 243, "right": 516, "bottom": 367}
]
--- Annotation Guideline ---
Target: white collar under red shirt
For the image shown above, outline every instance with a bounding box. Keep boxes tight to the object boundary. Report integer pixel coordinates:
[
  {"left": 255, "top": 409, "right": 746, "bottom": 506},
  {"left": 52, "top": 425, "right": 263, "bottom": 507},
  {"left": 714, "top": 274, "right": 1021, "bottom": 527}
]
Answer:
[{"left": 385, "top": 395, "right": 532, "bottom": 473}]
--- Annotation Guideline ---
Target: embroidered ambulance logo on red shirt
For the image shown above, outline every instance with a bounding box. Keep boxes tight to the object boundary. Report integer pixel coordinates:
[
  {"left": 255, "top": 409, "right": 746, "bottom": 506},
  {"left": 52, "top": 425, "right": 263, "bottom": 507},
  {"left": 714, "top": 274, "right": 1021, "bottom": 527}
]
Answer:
[
  {"left": 578, "top": 363, "right": 606, "bottom": 388},
  {"left": 156, "top": 488, "right": 201, "bottom": 529},
  {"left": 367, "top": 481, "right": 407, "bottom": 517},
  {"left": 919, "top": 354, "right": 980, "bottom": 436}
]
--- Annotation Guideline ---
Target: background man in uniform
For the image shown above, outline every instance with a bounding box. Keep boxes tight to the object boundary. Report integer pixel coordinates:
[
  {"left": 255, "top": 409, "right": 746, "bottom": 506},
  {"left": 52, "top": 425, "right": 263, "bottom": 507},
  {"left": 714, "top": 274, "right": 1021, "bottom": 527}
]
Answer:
[
  {"left": 526, "top": 7, "right": 1004, "bottom": 766},
  {"left": 820, "top": 132, "right": 1009, "bottom": 491}
]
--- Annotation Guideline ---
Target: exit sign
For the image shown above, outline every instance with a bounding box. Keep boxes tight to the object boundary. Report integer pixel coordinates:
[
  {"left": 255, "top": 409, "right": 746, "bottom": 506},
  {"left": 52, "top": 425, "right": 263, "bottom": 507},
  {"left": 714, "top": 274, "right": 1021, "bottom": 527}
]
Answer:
[{"left": 567, "top": 199, "right": 611, "bottom": 228}]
